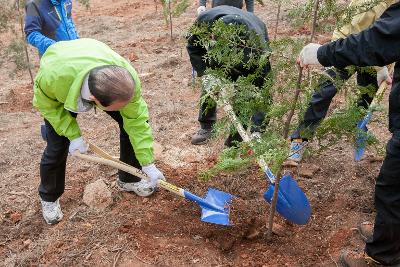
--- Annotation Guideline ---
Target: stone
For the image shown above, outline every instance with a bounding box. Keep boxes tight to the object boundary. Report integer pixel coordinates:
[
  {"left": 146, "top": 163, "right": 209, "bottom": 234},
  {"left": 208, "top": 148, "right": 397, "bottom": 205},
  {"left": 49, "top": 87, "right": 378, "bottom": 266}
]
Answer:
[
  {"left": 10, "top": 212, "right": 22, "bottom": 224},
  {"left": 299, "top": 163, "right": 320, "bottom": 178},
  {"left": 83, "top": 179, "right": 113, "bottom": 212}
]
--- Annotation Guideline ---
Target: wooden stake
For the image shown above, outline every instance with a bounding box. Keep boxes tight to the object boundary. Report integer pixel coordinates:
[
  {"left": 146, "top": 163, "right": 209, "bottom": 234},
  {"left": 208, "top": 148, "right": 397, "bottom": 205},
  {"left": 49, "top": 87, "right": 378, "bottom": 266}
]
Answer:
[
  {"left": 283, "top": 67, "right": 303, "bottom": 139},
  {"left": 273, "top": 0, "right": 282, "bottom": 41},
  {"left": 168, "top": 0, "right": 173, "bottom": 40},
  {"left": 16, "top": 0, "right": 34, "bottom": 85}
]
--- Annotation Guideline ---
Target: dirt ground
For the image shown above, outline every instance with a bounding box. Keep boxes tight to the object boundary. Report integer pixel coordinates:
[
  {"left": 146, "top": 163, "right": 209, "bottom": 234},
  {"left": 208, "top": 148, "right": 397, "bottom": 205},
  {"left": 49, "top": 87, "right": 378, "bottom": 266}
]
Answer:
[{"left": 0, "top": 0, "right": 392, "bottom": 266}]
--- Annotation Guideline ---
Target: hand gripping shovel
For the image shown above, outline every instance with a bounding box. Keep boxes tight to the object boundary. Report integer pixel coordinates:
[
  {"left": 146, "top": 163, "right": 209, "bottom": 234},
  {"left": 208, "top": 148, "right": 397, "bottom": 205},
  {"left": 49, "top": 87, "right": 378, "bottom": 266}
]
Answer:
[
  {"left": 219, "top": 87, "right": 311, "bottom": 225},
  {"left": 73, "top": 142, "right": 233, "bottom": 226},
  {"left": 354, "top": 65, "right": 394, "bottom": 161}
]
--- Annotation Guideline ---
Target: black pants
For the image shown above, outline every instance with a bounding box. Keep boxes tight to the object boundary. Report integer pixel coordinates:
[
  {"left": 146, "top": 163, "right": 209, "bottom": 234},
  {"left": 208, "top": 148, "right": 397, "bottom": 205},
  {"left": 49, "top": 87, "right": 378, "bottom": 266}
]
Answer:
[
  {"left": 39, "top": 111, "right": 141, "bottom": 202},
  {"left": 212, "top": 0, "right": 243, "bottom": 9},
  {"left": 365, "top": 65, "right": 400, "bottom": 265},
  {"left": 365, "top": 135, "right": 400, "bottom": 265},
  {"left": 198, "top": 63, "right": 270, "bottom": 145},
  {"left": 291, "top": 67, "right": 378, "bottom": 140}
]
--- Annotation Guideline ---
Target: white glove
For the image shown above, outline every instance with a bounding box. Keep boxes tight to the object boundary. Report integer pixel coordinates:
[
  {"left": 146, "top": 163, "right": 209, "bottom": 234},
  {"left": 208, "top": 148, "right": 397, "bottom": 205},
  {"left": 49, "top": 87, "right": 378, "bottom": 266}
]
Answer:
[
  {"left": 69, "top": 137, "right": 89, "bottom": 155},
  {"left": 298, "top": 43, "right": 322, "bottom": 67},
  {"left": 197, "top": 6, "right": 206, "bottom": 15},
  {"left": 142, "top": 164, "right": 166, "bottom": 186},
  {"left": 376, "top": 66, "right": 392, "bottom": 86}
]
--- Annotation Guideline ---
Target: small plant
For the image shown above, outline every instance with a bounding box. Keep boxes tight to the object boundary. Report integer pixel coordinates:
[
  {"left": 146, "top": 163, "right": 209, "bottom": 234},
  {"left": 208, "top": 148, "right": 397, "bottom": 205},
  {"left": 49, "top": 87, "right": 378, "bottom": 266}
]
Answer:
[
  {"left": 0, "top": 0, "right": 34, "bottom": 82},
  {"left": 77, "top": 0, "right": 90, "bottom": 10},
  {"left": 160, "top": 0, "right": 189, "bottom": 40},
  {"left": 186, "top": 10, "right": 386, "bottom": 213}
]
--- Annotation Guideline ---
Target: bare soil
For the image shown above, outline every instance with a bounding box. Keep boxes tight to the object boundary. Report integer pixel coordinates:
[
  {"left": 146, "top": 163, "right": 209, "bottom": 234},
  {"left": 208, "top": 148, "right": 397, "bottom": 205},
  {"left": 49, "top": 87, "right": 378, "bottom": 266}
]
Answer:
[{"left": 0, "top": 0, "right": 390, "bottom": 266}]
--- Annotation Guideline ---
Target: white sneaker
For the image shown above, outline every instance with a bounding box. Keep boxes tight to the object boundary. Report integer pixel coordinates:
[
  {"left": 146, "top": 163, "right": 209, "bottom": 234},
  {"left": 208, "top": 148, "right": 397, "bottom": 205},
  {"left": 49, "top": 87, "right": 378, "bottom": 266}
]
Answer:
[
  {"left": 40, "top": 198, "right": 63, "bottom": 225},
  {"left": 288, "top": 138, "right": 308, "bottom": 163},
  {"left": 117, "top": 179, "right": 155, "bottom": 197}
]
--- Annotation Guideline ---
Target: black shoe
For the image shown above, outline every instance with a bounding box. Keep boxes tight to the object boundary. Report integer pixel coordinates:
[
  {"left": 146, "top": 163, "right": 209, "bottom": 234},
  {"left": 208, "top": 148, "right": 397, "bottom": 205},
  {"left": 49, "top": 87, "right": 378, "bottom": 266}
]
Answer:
[
  {"left": 358, "top": 221, "right": 373, "bottom": 242},
  {"left": 191, "top": 128, "right": 212, "bottom": 145},
  {"left": 224, "top": 132, "right": 243, "bottom": 148}
]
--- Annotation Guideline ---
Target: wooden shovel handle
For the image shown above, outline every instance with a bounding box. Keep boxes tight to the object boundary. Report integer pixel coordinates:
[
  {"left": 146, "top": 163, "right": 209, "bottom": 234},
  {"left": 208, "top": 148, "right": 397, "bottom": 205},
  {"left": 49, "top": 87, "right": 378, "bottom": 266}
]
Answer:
[
  {"left": 370, "top": 64, "right": 394, "bottom": 108},
  {"left": 73, "top": 152, "right": 149, "bottom": 181},
  {"left": 74, "top": 145, "right": 185, "bottom": 198}
]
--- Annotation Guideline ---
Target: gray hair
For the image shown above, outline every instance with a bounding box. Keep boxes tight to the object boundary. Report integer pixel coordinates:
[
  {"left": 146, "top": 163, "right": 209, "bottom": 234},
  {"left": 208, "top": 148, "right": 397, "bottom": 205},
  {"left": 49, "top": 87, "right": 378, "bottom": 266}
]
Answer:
[{"left": 88, "top": 65, "right": 135, "bottom": 107}]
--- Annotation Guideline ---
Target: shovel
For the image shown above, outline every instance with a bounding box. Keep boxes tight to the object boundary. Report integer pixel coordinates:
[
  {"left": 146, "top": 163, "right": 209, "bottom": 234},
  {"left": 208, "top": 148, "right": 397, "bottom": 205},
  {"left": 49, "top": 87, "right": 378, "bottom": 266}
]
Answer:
[
  {"left": 354, "top": 65, "right": 394, "bottom": 161},
  {"left": 73, "top": 142, "right": 233, "bottom": 226},
  {"left": 219, "top": 86, "right": 311, "bottom": 225}
]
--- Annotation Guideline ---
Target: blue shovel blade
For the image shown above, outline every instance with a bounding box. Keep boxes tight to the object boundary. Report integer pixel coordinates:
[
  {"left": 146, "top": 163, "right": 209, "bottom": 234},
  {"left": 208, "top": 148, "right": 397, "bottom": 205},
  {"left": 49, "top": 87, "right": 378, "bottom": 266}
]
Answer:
[
  {"left": 354, "top": 116, "right": 370, "bottom": 161},
  {"left": 201, "top": 188, "right": 232, "bottom": 226},
  {"left": 184, "top": 188, "right": 232, "bottom": 226},
  {"left": 264, "top": 174, "right": 311, "bottom": 225}
]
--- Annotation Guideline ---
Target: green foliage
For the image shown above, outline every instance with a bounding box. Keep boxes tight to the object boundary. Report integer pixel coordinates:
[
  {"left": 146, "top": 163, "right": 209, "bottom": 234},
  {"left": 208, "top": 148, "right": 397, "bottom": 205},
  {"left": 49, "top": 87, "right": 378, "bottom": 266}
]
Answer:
[
  {"left": 172, "top": 0, "right": 189, "bottom": 17},
  {"left": 6, "top": 37, "right": 29, "bottom": 73},
  {"left": 0, "top": 0, "right": 32, "bottom": 80},
  {"left": 188, "top": 9, "right": 387, "bottom": 181},
  {"left": 0, "top": 0, "right": 15, "bottom": 32},
  {"left": 160, "top": 0, "right": 189, "bottom": 25},
  {"left": 77, "top": 0, "right": 90, "bottom": 10},
  {"left": 188, "top": 22, "right": 308, "bottom": 179},
  {"left": 286, "top": 0, "right": 385, "bottom": 36},
  {"left": 255, "top": 0, "right": 265, "bottom": 6}
]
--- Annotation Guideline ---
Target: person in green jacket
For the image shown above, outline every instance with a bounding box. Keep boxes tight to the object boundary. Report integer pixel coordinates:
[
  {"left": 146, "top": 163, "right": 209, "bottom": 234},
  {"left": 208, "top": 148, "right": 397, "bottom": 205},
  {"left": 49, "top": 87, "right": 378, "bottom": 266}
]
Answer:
[{"left": 35, "top": 38, "right": 165, "bottom": 225}]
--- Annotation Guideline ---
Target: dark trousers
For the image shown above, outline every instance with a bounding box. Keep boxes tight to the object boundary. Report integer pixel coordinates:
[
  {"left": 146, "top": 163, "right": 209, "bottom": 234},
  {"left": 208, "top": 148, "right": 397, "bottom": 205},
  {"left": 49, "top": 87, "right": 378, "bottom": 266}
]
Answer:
[
  {"left": 365, "top": 136, "right": 400, "bottom": 265},
  {"left": 212, "top": 0, "right": 243, "bottom": 9},
  {"left": 365, "top": 65, "right": 400, "bottom": 265},
  {"left": 39, "top": 111, "right": 141, "bottom": 202},
  {"left": 291, "top": 67, "right": 378, "bottom": 140},
  {"left": 198, "top": 89, "right": 267, "bottom": 146},
  {"left": 198, "top": 63, "right": 270, "bottom": 144}
]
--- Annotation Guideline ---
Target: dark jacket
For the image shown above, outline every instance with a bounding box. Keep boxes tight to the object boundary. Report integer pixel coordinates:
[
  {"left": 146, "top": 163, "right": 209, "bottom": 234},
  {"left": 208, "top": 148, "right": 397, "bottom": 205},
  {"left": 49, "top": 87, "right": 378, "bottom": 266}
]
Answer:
[
  {"left": 187, "top": 6, "right": 269, "bottom": 82},
  {"left": 24, "top": 0, "right": 79, "bottom": 55},
  {"left": 199, "top": 0, "right": 254, "bottom": 12},
  {"left": 316, "top": 2, "right": 400, "bottom": 133}
]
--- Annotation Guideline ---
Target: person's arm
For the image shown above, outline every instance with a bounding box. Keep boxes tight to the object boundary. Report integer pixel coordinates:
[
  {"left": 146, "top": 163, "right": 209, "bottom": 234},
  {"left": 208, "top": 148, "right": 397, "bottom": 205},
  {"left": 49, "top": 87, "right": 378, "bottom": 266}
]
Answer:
[
  {"left": 120, "top": 97, "right": 154, "bottom": 166},
  {"left": 24, "top": 0, "right": 56, "bottom": 55},
  {"left": 187, "top": 34, "right": 208, "bottom": 77},
  {"left": 245, "top": 0, "right": 254, "bottom": 12},
  {"left": 317, "top": 2, "right": 400, "bottom": 69},
  {"left": 33, "top": 84, "right": 81, "bottom": 140},
  {"left": 117, "top": 62, "right": 155, "bottom": 166}
]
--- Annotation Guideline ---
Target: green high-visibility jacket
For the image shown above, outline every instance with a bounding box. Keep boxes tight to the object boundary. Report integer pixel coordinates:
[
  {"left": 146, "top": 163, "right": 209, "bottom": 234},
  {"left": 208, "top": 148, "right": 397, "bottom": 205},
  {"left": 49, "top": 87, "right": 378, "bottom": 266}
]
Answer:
[{"left": 33, "top": 38, "right": 154, "bottom": 166}]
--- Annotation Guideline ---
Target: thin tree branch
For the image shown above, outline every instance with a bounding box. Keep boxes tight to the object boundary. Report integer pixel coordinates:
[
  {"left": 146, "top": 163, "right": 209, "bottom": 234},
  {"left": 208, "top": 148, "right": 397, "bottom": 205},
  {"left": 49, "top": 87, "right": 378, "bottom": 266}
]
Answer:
[
  {"left": 283, "top": 66, "right": 303, "bottom": 139},
  {"left": 16, "top": 0, "right": 34, "bottom": 84},
  {"left": 310, "top": 0, "right": 319, "bottom": 42},
  {"left": 168, "top": 0, "right": 173, "bottom": 40},
  {"left": 273, "top": 0, "right": 282, "bottom": 41}
]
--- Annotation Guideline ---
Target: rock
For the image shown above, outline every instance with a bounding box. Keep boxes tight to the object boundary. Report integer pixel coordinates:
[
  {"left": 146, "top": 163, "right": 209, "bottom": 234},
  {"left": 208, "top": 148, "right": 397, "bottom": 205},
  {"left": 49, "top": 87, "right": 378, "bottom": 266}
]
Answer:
[
  {"left": 10, "top": 212, "right": 22, "bottom": 224},
  {"left": 22, "top": 239, "right": 32, "bottom": 248},
  {"left": 299, "top": 163, "right": 320, "bottom": 178},
  {"left": 367, "top": 155, "right": 384, "bottom": 163},
  {"left": 83, "top": 179, "right": 113, "bottom": 212},
  {"left": 184, "top": 154, "right": 199, "bottom": 163},
  {"left": 282, "top": 159, "right": 299, "bottom": 167},
  {"left": 128, "top": 52, "right": 139, "bottom": 62}
]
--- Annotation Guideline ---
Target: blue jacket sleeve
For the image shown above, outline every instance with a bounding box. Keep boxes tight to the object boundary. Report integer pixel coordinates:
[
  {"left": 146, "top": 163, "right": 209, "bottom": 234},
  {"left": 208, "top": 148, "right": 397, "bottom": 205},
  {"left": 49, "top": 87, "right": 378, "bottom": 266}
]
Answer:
[
  {"left": 24, "top": 0, "right": 56, "bottom": 55},
  {"left": 317, "top": 2, "right": 400, "bottom": 68},
  {"left": 27, "top": 32, "right": 56, "bottom": 55}
]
